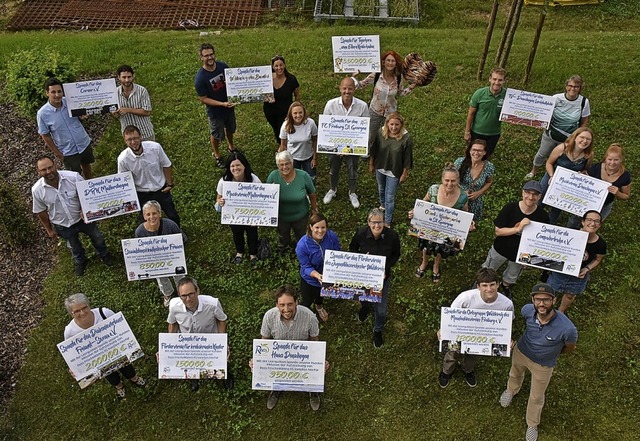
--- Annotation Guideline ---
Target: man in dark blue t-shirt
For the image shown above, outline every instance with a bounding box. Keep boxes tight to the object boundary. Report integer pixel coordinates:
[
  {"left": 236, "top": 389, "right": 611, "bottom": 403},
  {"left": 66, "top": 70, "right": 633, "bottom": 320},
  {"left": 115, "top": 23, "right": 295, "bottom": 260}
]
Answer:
[{"left": 194, "top": 43, "right": 236, "bottom": 168}]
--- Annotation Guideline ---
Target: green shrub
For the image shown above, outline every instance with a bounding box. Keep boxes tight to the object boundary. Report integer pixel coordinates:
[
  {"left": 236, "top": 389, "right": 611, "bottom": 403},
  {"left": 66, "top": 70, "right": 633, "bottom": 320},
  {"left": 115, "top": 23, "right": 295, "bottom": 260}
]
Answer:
[
  {"left": 5, "top": 47, "right": 76, "bottom": 117},
  {"left": 0, "top": 177, "right": 36, "bottom": 247}
]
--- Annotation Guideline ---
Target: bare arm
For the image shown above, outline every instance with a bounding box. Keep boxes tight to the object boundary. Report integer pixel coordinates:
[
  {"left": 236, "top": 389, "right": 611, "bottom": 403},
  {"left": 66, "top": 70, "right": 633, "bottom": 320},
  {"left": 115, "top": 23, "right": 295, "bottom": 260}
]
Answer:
[
  {"left": 198, "top": 95, "right": 234, "bottom": 108},
  {"left": 495, "top": 218, "right": 530, "bottom": 237},
  {"left": 168, "top": 322, "right": 179, "bottom": 333},
  {"left": 293, "top": 87, "right": 301, "bottom": 102},
  {"left": 37, "top": 211, "right": 57, "bottom": 238},
  {"left": 309, "top": 193, "right": 317, "bottom": 212},
  {"left": 561, "top": 343, "right": 577, "bottom": 354},
  {"left": 218, "top": 319, "right": 227, "bottom": 334},
  {"left": 40, "top": 134, "right": 63, "bottom": 160},
  {"left": 579, "top": 116, "right": 589, "bottom": 127},
  {"left": 162, "top": 167, "right": 174, "bottom": 193},
  {"left": 546, "top": 144, "right": 565, "bottom": 177},
  {"left": 464, "top": 106, "right": 477, "bottom": 142}
]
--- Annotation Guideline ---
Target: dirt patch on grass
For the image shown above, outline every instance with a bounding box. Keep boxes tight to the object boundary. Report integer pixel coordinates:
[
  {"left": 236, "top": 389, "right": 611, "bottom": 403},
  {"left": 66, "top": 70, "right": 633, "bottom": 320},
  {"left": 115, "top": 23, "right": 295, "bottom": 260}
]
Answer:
[{"left": 0, "top": 102, "right": 108, "bottom": 413}]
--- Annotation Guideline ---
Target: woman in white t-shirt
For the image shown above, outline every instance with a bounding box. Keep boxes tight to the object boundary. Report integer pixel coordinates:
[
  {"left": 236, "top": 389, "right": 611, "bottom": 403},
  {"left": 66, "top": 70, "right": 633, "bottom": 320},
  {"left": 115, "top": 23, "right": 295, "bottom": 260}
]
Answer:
[
  {"left": 63, "top": 293, "right": 146, "bottom": 399},
  {"left": 216, "top": 151, "right": 261, "bottom": 264},
  {"left": 279, "top": 101, "right": 318, "bottom": 183}
]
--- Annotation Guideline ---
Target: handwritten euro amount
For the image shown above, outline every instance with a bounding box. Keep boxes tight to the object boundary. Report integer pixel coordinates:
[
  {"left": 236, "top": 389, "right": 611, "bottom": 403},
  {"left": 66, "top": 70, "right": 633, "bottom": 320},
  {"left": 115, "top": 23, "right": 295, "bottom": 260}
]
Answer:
[
  {"left": 342, "top": 58, "right": 372, "bottom": 64},
  {"left": 512, "top": 110, "right": 539, "bottom": 119},
  {"left": 532, "top": 249, "right": 567, "bottom": 261},
  {"left": 456, "top": 335, "right": 495, "bottom": 344},
  {"left": 328, "top": 137, "right": 354, "bottom": 144},
  {"left": 234, "top": 208, "right": 266, "bottom": 216},
  {"left": 97, "top": 199, "right": 123, "bottom": 209},
  {"left": 139, "top": 261, "right": 172, "bottom": 270},
  {"left": 79, "top": 100, "right": 106, "bottom": 108},
  {"left": 175, "top": 360, "right": 213, "bottom": 368},
  {"left": 238, "top": 89, "right": 262, "bottom": 95},
  {"left": 559, "top": 193, "right": 587, "bottom": 206},
  {"left": 84, "top": 344, "right": 126, "bottom": 370},
  {"left": 418, "top": 229, "right": 449, "bottom": 240},
  {"left": 332, "top": 280, "right": 370, "bottom": 289},
  {"left": 269, "top": 370, "right": 309, "bottom": 380}
]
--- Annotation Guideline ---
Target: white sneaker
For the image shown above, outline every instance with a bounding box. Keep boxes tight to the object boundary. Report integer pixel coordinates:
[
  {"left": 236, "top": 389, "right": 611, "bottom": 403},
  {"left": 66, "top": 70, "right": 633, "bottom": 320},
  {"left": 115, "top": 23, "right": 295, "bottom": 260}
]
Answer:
[
  {"left": 349, "top": 192, "right": 360, "bottom": 209},
  {"left": 524, "top": 172, "right": 534, "bottom": 180},
  {"left": 323, "top": 189, "right": 336, "bottom": 204}
]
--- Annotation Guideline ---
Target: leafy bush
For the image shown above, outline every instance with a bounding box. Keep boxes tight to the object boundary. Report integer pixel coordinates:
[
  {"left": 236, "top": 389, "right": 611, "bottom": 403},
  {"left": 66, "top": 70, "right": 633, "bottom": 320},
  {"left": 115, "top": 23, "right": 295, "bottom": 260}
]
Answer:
[
  {"left": 5, "top": 47, "right": 76, "bottom": 117},
  {"left": 0, "top": 177, "right": 36, "bottom": 247}
]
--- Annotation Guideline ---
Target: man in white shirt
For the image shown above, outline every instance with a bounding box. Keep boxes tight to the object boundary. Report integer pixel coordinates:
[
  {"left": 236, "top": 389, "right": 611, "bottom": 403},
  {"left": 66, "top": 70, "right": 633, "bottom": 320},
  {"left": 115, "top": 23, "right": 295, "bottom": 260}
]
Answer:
[
  {"left": 117, "top": 125, "right": 181, "bottom": 226},
  {"left": 167, "top": 276, "right": 232, "bottom": 391},
  {"left": 322, "top": 77, "right": 370, "bottom": 209},
  {"left": 437, "top": 268, "right": 514, "bottom": 388},
  {"left": 31, "top": 156, "right": 113, "bottom": 276}
]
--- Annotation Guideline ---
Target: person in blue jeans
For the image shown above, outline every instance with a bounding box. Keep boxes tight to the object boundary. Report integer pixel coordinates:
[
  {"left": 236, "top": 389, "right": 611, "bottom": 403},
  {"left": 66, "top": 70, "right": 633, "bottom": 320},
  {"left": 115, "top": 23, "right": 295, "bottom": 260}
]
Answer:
[
  {"left": 349, "top": 208, "right": 401, "bottom": 348},
  {"left": 369, "top": 112, "right": 413, "bottom": 226},
  {"left": 31, "top": 156, "right": 113, "bottom": 276}
]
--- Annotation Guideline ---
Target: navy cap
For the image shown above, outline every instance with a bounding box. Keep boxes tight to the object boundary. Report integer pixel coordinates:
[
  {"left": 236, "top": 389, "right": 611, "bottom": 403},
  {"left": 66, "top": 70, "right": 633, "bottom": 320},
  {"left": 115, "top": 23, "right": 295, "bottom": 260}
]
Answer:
[
  {"left": 523, "top": 180, "right": 543, "bottom": 194},
  {"left": 531, "top": 282, "right": 556, "bottom": 297}
]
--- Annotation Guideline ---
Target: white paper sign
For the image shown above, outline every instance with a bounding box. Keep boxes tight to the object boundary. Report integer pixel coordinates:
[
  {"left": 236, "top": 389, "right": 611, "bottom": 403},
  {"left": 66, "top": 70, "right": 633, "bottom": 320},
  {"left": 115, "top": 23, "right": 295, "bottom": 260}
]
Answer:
[
  {"left": 221, "top": 181, "right": 279, "bottom": 226},
  {"left": 542, "top": 166, "right": 609, "bottom": 216},
  {"left": 76, "top": 172, "right": 140, "bottom": 222},
  {"left": 57, "top": 312, "right": 144, "bottom": 389},
  {"left": 63, "top": 78, "right": 119, "bottom": 117},
  {"left": 408, "top": 199, "right": 474, "bottom": 249},
  {"left": 121, "top": 233, "right": 187, "bottom": 280},
  {"left": 516, "top": 221, "right": 589, "bottom": 276},
  {"left": 317, "top": 114, "right": 369, "bottom": 156},
  {"left": 158, "top": 333, "right": 227, "bottom": 380},
  {"left": 225, "top": 65, "right": 274, "bottom": 103},
  {"left": 252, "top": 339, "right": 326, "bottom": 392},
  {"left": 439, "top": 307, "right": 513, "bottom": 357},
  {"left": 331, "top": 35, "right": 380, "bottom": 73},
  {"left": 499, "top": 88, "right": 555, "bottom": 129},
  {"left": 321, "top": 250, "right": 386, "bottom": 303}
]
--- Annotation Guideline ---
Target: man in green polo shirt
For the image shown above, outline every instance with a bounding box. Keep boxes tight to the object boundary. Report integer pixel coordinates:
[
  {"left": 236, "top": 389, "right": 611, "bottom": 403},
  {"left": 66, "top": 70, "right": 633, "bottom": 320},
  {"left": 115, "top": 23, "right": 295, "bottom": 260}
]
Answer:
[{"left": 464, "top": 67, "right": 507, "bottom": 157}]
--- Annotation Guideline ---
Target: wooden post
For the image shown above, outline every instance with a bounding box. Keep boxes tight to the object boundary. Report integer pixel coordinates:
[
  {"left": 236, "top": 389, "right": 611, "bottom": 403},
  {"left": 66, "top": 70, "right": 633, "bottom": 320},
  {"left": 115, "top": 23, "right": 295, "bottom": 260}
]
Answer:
[
  {"left": 498, "top": 0, "right": 524, "bottom": 69},
  {"left": 495, "top": 0, "right": 519, "bottom": 67},
  {"left": 524, "top": 1, "right": 549, "bottom": 84},
  {"left": 478, "top": 0, "right": 500, "bottom": 80}
]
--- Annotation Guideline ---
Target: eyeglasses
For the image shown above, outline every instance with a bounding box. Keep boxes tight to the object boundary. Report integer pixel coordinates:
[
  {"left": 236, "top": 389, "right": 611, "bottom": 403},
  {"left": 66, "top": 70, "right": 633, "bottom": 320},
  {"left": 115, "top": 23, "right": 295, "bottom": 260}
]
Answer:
[
  {"left": 533, "top": 297, "right": 554, "bottom": 304},
  {"left": 201, "top": 52, "right": 215, "bottom": 58},
  {"left": 179, "top": 292, "right": 197, "bottom": 300},
  {"left": 584, "top": 218, "right": 601, "bottom": 225},
  {"left": 125, "top": 136, "right": 141, "bottom": 143},
  {"left": 566, "top": 84, "right": 581, "bottom": 89},
  {"left": 368, "top": 221, "right": 384, "bottom": 226}
]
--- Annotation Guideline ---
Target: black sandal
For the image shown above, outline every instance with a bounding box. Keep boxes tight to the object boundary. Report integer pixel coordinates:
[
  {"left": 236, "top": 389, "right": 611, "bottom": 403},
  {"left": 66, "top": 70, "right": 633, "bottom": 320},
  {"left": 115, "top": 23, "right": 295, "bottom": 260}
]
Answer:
[{"left": 415, "top": 267, "right": 426, "bottom": 278}]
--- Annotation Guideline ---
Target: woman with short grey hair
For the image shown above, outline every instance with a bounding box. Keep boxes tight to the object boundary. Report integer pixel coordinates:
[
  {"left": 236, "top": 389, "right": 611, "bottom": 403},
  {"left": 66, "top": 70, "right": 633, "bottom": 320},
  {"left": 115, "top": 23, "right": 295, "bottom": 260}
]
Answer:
[
  {"left": 267, "top": 150, "right": 317, "bottom": 253},
  {"left": 63, "top": 294, "right": 145, "bottom": 399}
]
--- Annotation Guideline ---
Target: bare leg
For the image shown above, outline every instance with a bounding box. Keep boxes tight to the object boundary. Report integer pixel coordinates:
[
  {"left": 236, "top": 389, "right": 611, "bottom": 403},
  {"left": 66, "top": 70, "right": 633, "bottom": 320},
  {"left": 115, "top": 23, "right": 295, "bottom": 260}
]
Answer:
[
  {"left": 558, "top": 293, "right": 575, "bottom": 313},
  {"left": 80, "top": 163, "right": 92, "bottom": 179},
  {"left": 419, "top": 249, "right": 429, "bottom": 272},
  {"left": 226, "top": 130, "right": 235, "bottom": 151},
  {"left": 433, "top": 253, "right": 443, "bottom": 275},
  {"left": 210, "top": 135, "right": 222, "bottom": 158}
]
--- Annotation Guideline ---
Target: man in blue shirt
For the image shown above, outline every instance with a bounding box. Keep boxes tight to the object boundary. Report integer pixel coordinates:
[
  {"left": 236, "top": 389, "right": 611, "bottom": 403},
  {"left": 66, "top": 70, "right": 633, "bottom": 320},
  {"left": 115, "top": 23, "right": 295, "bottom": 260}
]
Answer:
[
  {"left": 37, "top": 78, "right": 93, "bottom": 178},
  {"left": 499, "top": 283, "right": 578, "bottom": 441}
]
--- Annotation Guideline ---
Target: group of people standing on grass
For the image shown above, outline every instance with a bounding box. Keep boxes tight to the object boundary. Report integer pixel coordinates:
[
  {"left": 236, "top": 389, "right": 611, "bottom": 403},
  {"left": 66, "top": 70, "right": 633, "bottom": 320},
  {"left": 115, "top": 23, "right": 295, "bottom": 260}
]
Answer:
[{"left": 34, "top": 42, "right": 632, "bottom": 438}]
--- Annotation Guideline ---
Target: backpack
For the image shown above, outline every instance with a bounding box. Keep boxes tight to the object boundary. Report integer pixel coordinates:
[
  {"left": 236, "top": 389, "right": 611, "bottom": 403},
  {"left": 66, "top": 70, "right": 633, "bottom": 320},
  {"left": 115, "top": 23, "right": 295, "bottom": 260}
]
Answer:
[{"left": 257, "top": 237, "right": 272, "bottom": 261}]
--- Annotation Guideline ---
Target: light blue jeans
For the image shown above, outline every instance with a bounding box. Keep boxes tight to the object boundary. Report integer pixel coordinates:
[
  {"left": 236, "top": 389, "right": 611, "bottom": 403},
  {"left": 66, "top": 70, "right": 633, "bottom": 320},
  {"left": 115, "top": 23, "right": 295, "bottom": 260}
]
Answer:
[{"left": 376, "top": 171, "right": 400, "bottom": 225}]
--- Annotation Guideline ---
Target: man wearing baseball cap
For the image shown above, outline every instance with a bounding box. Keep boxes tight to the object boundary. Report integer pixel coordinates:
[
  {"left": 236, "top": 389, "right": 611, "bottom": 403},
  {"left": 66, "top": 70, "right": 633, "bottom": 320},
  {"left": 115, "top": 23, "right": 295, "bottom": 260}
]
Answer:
[
  {"left": 480, "top": 181, "right": 549, "bottom": 298},
  {"left": 499, "top": 283, "right": 578, "bottom": 441}
]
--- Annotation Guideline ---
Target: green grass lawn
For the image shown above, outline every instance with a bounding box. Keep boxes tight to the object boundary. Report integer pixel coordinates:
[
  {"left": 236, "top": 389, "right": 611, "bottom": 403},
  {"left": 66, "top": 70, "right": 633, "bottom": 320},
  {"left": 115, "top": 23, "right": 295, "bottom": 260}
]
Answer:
[{"left": 1, "top": 4, "right": 639, "bottom": 440}]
